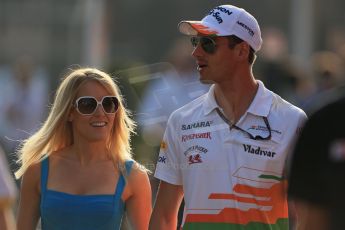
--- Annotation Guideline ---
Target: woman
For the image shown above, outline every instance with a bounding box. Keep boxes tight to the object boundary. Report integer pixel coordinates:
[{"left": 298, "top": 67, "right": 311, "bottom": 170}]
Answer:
[{"left": 16, "top": 68, "right": 152, "bottom": 230}]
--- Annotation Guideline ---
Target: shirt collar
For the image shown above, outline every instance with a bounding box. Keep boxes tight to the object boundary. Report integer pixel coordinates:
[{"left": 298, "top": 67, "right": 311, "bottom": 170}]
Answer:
[
  {"left": 247, "top": 80, "right": 273, "bottom": 117},
  {"left": 203, "top": 80, "right": 273, "bottom": 117},
  {"left": 203, "top": 84, "right": 218, "bottom": 115}
]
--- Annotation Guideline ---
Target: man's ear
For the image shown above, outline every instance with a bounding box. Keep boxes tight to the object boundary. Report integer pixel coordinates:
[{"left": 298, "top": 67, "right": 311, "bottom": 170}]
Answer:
[{"left": 237, "top": 43, "right": 250, "bottom": 61}]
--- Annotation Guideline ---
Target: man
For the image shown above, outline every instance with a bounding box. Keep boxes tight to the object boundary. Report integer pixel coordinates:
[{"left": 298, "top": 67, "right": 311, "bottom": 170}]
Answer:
[
  {"left": 0, "top": 145, "right": 17, "bottom": 230},
  {"left": 150, "top": 4, "right": 306, "bottom": 229},
  {"left": 288, "top": 93, "right": 345, "bottom": 230}
]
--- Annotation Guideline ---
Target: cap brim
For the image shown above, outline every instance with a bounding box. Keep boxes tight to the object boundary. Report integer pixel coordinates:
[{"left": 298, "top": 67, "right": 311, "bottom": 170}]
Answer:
[{"left": 178, "top": 21, "right": 220, "bottom": 36}]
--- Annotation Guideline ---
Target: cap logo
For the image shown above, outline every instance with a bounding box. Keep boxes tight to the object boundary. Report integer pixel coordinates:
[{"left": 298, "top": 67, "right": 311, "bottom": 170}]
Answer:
[
  {"left": 208, "top": 6, "right": 232, "bottom": 24},
  {"left": 237, "top": 20, "right": 255, "bottom": 36}
]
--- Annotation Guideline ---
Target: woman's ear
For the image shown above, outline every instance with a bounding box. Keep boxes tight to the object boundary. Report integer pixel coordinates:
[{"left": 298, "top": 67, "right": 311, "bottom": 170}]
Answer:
[{"left": 68, "top": 110, "right": 74, "bottom": 122}]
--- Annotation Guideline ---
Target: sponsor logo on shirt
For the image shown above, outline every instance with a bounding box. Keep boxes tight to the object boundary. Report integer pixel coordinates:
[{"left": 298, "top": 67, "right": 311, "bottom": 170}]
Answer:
[
  {"left": 181, "top": 132, "right": 212, "bottom": 142},
  {"left": 248, "top": 125, "right": 282, "bottom": 135},
  {"left": 184, "top": 145, "right": 208, "bottom": 165},
  {"left": 158, "top": 141, "right": 168, "bottom": 164},
  {"left": 243, "top": 144, "right": 276, "bottom": 158},
  {"left": 158, "top": 155, "right": 167, "bottom": 164},
  {"left": 188, "top": 154, "right": 202, "bottom": 164},
  {"left": 184, "top": 145, "right": 208, "bottom": 155},
  {"left": 160, "top": 141, "right": 167, "bottom": 151},
  {"left": 181, "top": 121, "right": 213, "bottom": 130}
]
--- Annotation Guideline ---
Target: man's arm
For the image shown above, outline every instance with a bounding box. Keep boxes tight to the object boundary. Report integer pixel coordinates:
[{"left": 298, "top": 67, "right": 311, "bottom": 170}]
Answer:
[{"left": 149, "top": 181, "right": 184, "bottom": 230}]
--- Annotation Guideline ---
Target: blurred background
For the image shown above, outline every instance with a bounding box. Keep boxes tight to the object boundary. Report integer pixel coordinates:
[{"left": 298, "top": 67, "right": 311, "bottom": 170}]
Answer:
[{"left": 1, "top": 0, "right": 345, "bottom": 228}]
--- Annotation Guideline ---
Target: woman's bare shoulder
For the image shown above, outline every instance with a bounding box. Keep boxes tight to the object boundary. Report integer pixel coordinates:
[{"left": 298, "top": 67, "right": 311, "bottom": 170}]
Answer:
[{"left": 21, "top": 161, "right": 42, "bottom": 193}]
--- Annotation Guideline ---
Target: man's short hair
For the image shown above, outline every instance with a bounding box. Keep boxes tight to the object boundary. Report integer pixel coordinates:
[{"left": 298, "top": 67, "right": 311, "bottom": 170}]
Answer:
[{"left": 227, "top": 35, "right": 256, "bottom": 64}]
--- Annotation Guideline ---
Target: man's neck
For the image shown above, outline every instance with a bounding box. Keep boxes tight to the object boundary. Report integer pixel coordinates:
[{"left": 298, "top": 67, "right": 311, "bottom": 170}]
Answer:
[{"left": 214, "top": 75, "right": 258, "bottom": 124}]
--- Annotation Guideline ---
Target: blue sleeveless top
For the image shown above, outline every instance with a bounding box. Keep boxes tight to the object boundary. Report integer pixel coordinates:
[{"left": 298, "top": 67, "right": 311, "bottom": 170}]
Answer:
[{"left": 40, "top": 158, "right": 133, "bottom": 230}]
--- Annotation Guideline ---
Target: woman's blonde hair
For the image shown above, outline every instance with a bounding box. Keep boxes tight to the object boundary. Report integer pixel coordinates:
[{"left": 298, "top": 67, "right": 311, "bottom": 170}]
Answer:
[{"left": 15, "top": 68, "right": 136, "bottom": 178}]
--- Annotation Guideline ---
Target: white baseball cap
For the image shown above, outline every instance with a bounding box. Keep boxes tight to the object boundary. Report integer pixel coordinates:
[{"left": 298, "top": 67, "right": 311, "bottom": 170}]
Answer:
[{"left": 178, "top": 5, "right": 263, "bottom": 52}]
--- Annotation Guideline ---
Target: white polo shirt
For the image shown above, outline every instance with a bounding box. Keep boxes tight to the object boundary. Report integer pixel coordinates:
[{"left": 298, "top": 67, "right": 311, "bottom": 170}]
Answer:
[{"left": 155, "top": 81, "right": 307, "bottom": 229}]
